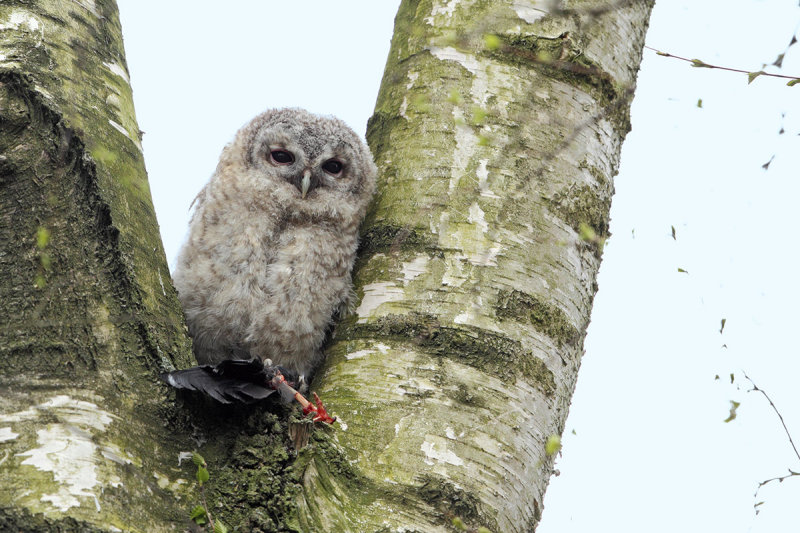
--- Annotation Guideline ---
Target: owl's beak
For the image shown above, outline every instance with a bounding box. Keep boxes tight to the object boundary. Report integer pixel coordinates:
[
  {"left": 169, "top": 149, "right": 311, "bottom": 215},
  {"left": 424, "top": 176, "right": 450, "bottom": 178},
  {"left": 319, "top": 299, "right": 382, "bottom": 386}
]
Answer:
[{"left": 300, "top": 170, "right": 312, "bottom": 199}]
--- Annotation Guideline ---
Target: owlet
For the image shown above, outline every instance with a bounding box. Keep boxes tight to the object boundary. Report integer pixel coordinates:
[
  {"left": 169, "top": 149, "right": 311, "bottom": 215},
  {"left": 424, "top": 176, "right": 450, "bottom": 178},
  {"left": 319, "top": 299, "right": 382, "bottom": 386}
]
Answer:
[{"left": 172, "top": 108, "right": 377, "bottom": 380}]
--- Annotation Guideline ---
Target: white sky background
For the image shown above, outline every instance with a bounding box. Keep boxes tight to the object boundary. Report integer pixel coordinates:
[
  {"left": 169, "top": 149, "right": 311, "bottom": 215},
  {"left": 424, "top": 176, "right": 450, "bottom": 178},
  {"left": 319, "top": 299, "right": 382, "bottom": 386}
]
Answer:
[{"left": 118, "top": 2, "right": 800, "bottom": 532}]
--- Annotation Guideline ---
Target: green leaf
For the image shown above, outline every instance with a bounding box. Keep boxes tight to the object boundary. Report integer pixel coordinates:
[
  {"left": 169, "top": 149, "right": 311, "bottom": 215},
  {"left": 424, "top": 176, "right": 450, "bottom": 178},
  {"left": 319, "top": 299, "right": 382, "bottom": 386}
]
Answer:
[
  {"left": 719, "top": 318, "right": 726, "bottom": 334},
  {"left": 545, "top": 434, "right": 561, "bottom": 456},
  {"left": 411, "top": 94, "right": 430, "bottom": 113},
  {"left": 471, "top": 106, "right": 487, "bottom": 125},
  {"left": 578, "top": 222, "right": 605, "bottom": 252},
  {"left": 578, "top": 222, "right": 596, "bottom": 242},
  {"left": 787, "top": 78, "right": 800, "bottom": 87},
  {"left": 190, "top": 505, "right": 207, "bottom": 525},
  {"left": 656, "top": 51, "right": 669, "bottom": 57},
  {"left": 40, "top": 252, "right": 52, "bottom": 270},
  {"left": 677, "top": 267, "right": 689, "bottom": 274},
  {"left": 670, "top": 225, "right": 676, "bottom": 240},
  {"left": 483, "top": 33, "right": 501, "bottom": 51},
  {"left": 196, "top": 466, "right": 210, "bottom": 485},
  {"left": 447, "top": 89, "right": 462, "bottom": 104},
  {"left": 696, "top": 98, "right": 703, "bottom": 108},
  {"left": 747, "top": 71, "right": 765, "bottom": 84},
  {"left": 441, "top": 29, "right": 458, "bottom": 46},
  {"left": 730, "top": 373, "right": 735, "bottom": 384},
  {"left": 690, "top": 58, "right": 710, "bottom": 68},
  {"left": 214, "top": 520, "right": 229, "bottom": 533},
  {"left": 723, "top": 400, "right": 740, "bottom": 423},
  {"left": 36, "top": 227, "right": 51, "bottom": 249},
  {"left": 452, "top": 517, "right": 467, "bottom": 531},
  {"left": 192, "top": 452, "right": 206, "bottom": 468}
]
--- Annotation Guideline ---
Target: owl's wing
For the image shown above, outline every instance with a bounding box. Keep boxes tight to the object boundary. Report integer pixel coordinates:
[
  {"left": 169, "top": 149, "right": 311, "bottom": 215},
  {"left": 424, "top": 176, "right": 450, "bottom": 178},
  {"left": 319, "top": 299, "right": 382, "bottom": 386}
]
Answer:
[
  {"left": 161, "top": 360, "right": 335, "bottom": 423},
  {"left": 160, "top": 359, "right": 276, "bottom": 404}
]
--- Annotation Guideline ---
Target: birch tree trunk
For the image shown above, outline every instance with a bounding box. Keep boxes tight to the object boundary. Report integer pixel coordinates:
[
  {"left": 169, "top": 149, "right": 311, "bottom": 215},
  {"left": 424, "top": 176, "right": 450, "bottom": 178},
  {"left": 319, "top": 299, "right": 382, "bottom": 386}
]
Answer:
[
  {"left": 0, "top": 2, "right": 197, "bottom": 530},
  {"left": 300, "top": 1, "right": 653, "bottom": 531}
]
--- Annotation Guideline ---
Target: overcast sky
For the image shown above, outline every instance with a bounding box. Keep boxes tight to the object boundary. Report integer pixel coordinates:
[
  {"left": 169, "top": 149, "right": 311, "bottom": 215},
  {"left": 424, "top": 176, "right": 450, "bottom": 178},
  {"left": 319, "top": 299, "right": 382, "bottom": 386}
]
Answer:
[{"left": 118, "top": 2, "right": 800, "bottom": 531}]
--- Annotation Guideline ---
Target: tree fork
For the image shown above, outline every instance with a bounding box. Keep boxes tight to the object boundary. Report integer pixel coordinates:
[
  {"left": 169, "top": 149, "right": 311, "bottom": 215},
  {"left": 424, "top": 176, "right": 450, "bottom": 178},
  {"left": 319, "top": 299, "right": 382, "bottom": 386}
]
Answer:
[{"left": 0, "top": 1, "right": 655, "bottom": 531}]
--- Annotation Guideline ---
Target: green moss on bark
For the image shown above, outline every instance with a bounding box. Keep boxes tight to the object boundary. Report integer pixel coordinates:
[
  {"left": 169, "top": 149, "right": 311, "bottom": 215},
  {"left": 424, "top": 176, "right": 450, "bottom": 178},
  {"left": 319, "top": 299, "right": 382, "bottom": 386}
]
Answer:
[
  {"left": 0, "top": 3, "right": 192, "bottom": 372},
  {"left": 0, "top": 507, "right": 110, "bottom": 533},
  {"left": 548, "top": 182, "right": 612, "bottom": 237},
  {"left": 358, "top": 223, "right": 438, "bottom": 256},
  {"left": 198, "top": 406, "right": 302, "bottom": 532},
  {"left": 415, "top": 474, "right": 487, "bottom": 530},
  {"left": 491, "top": 32, "right": 619, "bottom": 106},
  {"left": 496, "top": 289, "right": 580, "bottom": 347},
  {"left": 340, "top": 312, "right": 555, "bottom": 395}
]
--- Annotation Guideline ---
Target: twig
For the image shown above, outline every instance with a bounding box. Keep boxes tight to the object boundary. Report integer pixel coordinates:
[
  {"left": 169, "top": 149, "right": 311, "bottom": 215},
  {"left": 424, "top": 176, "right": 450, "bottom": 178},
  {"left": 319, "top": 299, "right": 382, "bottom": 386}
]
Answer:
[
  {"left": 199, "top": 483, "right": 216, "bottom": 532},
  {"left": 645, "top": 46, "right": 800, "bottom": 83},
  {"left": 744, "top": 373, "right": 800, "bottom": 462},
  {"left": 756, "top": 469, "right": 800, "bottom": 491},
  {"left": 743, "top": 373, "right": 800, "bottom": 513},
  {"left": 753, "top": 469, "right": 800, "bottom": 514}
]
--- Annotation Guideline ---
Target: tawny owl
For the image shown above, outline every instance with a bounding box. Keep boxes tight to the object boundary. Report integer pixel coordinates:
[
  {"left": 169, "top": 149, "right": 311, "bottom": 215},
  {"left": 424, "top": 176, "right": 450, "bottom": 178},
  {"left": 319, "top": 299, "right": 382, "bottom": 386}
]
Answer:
[{"left": 172, "top": 108, "right": 377, "bottom": 382}]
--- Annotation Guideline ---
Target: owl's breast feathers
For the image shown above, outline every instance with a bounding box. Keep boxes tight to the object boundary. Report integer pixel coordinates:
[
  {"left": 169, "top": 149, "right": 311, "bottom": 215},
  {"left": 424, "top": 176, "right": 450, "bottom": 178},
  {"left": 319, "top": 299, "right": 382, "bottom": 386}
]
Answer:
[{"left": 243, "top": 223, "right": 358, "bottom": 368}]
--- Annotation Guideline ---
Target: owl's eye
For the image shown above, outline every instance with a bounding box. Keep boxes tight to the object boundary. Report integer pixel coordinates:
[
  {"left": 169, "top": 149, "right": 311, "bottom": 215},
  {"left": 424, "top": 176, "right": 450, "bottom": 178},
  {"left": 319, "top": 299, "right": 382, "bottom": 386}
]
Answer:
[
  {"left": 322, "top": 160, "right": 343, "bottom": 176},
  {"left": 270, "top": 150, "right": 294, "bottom": 165}
]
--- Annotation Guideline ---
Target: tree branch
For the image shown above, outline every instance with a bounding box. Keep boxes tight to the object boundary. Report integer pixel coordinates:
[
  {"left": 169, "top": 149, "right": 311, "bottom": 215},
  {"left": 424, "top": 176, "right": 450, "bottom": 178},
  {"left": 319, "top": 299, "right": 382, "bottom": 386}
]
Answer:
[
  {"left": 744, "top": 373, "right": 800, "bottom": 462},
  {"left": 644, "top": 46, "right": 800, "bottom": 85},
  {"left": 743, "top": 373, "right": 800, "bottom": 514}
]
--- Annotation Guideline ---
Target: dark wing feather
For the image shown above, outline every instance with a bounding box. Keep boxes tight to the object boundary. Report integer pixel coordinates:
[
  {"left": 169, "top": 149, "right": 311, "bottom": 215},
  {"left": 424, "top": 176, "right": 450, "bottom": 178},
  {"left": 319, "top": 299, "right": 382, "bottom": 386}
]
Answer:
[
  {"left": 212, "top": 358, "right": 274, "bottom": 380},
  {"left": 160, "top": 359, "right": 276, "bottom": 404}
]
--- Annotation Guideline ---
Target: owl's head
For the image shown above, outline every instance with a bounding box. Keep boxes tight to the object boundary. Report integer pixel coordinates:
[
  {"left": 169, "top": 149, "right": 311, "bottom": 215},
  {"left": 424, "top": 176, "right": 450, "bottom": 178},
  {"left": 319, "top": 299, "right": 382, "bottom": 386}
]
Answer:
[{"left": 220, "top": 108, "right": 377, "bottom": 224}]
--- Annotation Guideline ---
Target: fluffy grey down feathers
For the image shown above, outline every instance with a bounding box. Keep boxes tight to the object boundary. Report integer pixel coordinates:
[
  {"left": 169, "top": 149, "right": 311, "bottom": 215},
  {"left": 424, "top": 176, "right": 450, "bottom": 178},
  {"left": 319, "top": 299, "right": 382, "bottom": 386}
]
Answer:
[{"left": 172, "top": 108, "right": 377, "bottom": 378}]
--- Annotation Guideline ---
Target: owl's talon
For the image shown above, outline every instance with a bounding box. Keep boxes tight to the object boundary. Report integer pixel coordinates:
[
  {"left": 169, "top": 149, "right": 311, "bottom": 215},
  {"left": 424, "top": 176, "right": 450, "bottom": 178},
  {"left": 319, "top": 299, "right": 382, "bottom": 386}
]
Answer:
[
  {"left": 305, "top": 392, "right": 335, "bottom": 424},
  {"left": 270, "top": 371, "right": 336, "bottom": 425}
]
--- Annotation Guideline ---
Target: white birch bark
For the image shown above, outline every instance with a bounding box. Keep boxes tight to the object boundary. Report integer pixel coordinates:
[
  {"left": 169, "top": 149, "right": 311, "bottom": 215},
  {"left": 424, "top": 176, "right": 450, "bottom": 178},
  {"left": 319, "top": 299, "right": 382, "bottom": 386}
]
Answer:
[{"left": 300, "top": 1, "right": 654, "bottom": 531}]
